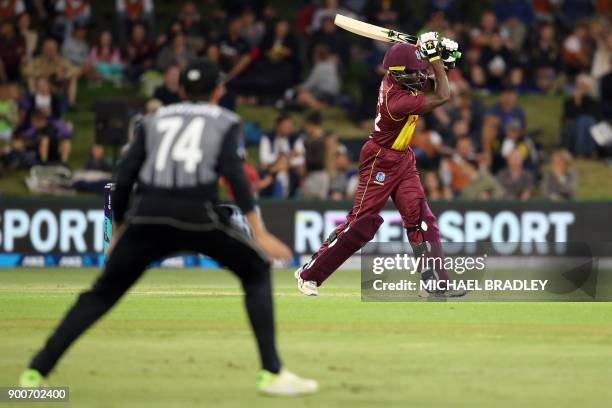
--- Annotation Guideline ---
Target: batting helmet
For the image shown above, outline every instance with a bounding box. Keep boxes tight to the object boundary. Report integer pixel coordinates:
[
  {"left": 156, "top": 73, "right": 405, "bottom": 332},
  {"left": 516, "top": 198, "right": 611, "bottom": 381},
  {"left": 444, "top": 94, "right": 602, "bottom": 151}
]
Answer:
[{"left": 383, "top": 43, "right": 429, "bottom": 93}]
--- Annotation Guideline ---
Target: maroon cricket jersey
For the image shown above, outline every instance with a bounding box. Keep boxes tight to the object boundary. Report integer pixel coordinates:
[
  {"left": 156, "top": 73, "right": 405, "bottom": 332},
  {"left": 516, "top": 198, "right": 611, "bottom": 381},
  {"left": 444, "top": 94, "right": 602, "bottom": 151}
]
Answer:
[{"left": 370, "top": 75, "right": 425, "bottom": 151}]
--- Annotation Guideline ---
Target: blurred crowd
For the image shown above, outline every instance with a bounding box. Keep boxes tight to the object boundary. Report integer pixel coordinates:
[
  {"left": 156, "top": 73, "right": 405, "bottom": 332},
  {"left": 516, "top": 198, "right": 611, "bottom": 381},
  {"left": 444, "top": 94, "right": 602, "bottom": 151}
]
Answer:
[{"left": 0, "top": 0, "right": 610, "bottom": 200}]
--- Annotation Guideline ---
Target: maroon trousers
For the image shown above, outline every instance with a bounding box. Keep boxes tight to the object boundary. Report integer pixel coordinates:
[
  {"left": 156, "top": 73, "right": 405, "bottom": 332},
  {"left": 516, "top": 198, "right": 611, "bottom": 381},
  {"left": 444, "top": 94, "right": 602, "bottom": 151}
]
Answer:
[{"left": 300, "top": 140, "right": 448, "bottom": 285}]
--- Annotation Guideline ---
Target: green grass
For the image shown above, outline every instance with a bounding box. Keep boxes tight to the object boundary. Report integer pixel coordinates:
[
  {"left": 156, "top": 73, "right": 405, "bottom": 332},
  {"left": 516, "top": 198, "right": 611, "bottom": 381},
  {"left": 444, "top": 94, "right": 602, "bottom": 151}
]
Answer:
[{"left": 1, "top": 268, "right": 612, "bottom": 407}]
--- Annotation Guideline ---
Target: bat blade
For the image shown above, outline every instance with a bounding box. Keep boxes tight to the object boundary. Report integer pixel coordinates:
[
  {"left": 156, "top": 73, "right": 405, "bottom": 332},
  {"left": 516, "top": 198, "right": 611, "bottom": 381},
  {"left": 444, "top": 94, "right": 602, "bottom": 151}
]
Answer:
[{"left": 334, "top": 14, "right": 417, "bottom": 45}]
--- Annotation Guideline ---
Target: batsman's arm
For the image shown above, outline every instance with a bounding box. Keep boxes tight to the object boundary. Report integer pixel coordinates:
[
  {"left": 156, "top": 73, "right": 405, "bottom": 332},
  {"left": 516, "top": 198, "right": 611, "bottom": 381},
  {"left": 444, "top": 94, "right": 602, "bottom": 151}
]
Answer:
[{"left": 419, "top": 58, "right": 450, "bottom": 113}]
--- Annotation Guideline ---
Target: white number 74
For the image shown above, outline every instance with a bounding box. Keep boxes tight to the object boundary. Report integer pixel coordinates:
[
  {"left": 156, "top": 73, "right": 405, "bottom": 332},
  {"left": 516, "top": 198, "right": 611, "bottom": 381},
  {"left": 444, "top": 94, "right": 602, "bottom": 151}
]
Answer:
[{"left": 154, "top": 117, "right": 205, "bottom": 174}]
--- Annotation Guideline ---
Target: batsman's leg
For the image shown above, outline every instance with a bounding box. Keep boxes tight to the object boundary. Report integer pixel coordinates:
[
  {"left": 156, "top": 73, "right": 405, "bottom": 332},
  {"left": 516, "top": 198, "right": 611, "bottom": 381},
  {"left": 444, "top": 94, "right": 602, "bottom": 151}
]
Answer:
[
  {"left": 23, "top": 224, "right": 167, "bottom": 383},
  {"left": 299, "top": 142, "right": 397, "bottom": 290},
  {"left": 392, "top": 174, "right": 466, "bottom": 297},
  {"left": 298, "top": 214, "right": 383, "bottom": 289}
]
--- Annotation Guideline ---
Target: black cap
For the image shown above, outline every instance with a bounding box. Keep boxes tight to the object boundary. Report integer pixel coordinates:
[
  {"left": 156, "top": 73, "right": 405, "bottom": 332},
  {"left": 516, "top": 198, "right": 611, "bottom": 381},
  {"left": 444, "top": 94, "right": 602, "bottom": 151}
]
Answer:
[{"left": 181, "top": 59, "right": 224, "bottom": 97}]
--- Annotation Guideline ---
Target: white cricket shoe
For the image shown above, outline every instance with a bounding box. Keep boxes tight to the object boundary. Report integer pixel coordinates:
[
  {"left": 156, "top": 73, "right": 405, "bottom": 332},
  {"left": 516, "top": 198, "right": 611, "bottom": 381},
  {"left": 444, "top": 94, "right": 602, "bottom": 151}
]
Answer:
[
  {"left": 294, "top": 267, "right": 318, "bottom": 296},
  {"left": 257, "top": 369, "right": 319, "bottom": 396}
]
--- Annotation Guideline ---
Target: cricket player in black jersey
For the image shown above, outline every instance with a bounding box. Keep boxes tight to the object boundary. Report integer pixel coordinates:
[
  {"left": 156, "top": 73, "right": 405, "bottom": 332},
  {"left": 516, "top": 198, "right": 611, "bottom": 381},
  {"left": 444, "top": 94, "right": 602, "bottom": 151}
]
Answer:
[{"left": 19, "top": 60, "right": 319, "bottom": 396}]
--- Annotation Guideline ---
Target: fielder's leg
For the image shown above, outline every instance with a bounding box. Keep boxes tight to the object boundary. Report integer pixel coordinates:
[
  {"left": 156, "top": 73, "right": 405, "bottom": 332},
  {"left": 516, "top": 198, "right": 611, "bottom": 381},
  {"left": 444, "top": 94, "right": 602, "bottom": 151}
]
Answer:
[
  {"left": 23, "top": 224, "right": 169, "bottom": 383},
  {"left": 188, "top": 224, "right": 318, "bottom": 395},
  {"left": 187, "top": 224, "right": 281, "bottom": 374}
]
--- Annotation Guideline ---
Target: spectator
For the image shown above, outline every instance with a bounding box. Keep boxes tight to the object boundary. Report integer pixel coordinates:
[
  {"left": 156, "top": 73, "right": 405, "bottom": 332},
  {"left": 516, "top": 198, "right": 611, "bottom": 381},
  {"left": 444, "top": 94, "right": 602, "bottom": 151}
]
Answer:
[
  {"left": 562, "top": 74, "right": 599, "bottom": 157},
  {"left": 156, "top": 32, "right": 196, "bottom": 73},
  {"left": 432, "top": 89, "right": 485, "bottom": 146},
  {"left": 310, "top": 0, "right": 354, "bottom": 32},
  {"left": 470, "top": 11, "right": 498, "bottom": 50},
  {"left": 89, "top": 30, "right": 124, "bottom": 84},
  {"left": 529, "top": 23, "right": 562, "bottom": 93},
  {"left": 482, "top": 87, "right": 526, "bottom": 170},
  {"left": 21, "top": 109, "right": 72, "bottom": 165},
  {"left": 559, "top": 0, "right": 594, "bottom": 30},
  {"left": 219, "top": 17, "right": 253, "bottom": 87},
  {"left": 178, "top": 1, "right": 206, "bottom": 52},
  {"left": 61, "top": 23, "right": 90, "bottom": 67},
  {"left": 0, "top": 0, "right": 25, "bottom": 21},
  {"left": 157, "top": 19, "right": 185, "bottom": 50},
  {"left": 428, "top": 0, "right": 463, "bottom": 23},
  {"left": 85, "top": 144, "right": 112, "bottom": 172},
  {"left": 329, "top": 143, "right": 358, "bottom": 200},
  {"left": 0, "top": 19, "right": 25, "bottom": 82},
  {"left": 221, "top": 157, "right": 271, "bottom": 200},
  {"left": 411, "top": 118, "right": 446, "bottom": 169},
  {"left": 153, "top": 65, "right": 183, "bottom": 106},
  {"left": 478, "top": 32, "right": 521, "bottom": 91},
  {"left": 0, "top": 83, "right": 19, "bottom": 142},
  {"left": 562, "top": 21, "right": 591, "bottom": 78},
  {"left": 440, "top": 137, "right": 504, "bottom": 199},
  {"left": 235, "top": 18, "right": 300, "bottom": 101},
  {"left": 296, "top": 45, "right": 340, "bottom": 111},
  {"left": 123, "top": 22, "right": 156, "bottom": 81},
  {"left": 497, "top": 149, "right": 534, "bottom": 200},
  {"left": 53, "top": 0, "right": 91, "bottom": 40},
  {"left": 17, "top": 13, "right": 38, "bottom": 62},
  {"left": 259, "top": 113, "right": 293, "bottom": 197},
  {"left": 310, "top": 15, "right": 350, "bottom": 66},
  {"left": 239, "top": 7, "right": 265, "bottom": 47},
  {"left": 19, "top": 76, "right": 62, "bottom": 127},
  {"left": 542, "top": 149, "right": 577, "bottom": 201},
  {"left": 364, "top": 0, "right": 410, "bottom": 26},
  {"left": 499, "top": 118, "right": 539, "bottom": 173},
  {"left": 423, "top": 171, "right": 452, "bottom": 201},
  {"left": 601, "top": 59, "right": 612, "bottom": 119},
  {"left": 255, "top": 19, "right": 300, "bottom": 98},
  {"left": 493, "top": 0, "right": 534, "bottom": 27},
  {"left": 116, "top": 0, "right": 154, "bottom": 42},
  {"left": 23, "top": 38, "right": 80, "bottom": 108},
  {"left": 421, "top": 10, "right": 450, "bottom": 34},
  {"left": 591, "top": 18, "right": 612, "bottom": 81},
  {"left": 300, "top": 112, "right": 329, "bottom": 199}
]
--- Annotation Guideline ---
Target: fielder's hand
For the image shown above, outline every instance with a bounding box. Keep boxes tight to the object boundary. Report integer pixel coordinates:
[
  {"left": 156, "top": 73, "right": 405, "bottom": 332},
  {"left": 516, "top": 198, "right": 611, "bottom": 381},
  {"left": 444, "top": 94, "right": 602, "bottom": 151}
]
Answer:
[
  {"left": 439, "top": 37, "right": 461, "bottom": 69},
  {"left": 255, "top": 230, "right": 293, "bottom": 263},
  {"left": 418, "top": 31, "right": 440, "bottom": 62}
]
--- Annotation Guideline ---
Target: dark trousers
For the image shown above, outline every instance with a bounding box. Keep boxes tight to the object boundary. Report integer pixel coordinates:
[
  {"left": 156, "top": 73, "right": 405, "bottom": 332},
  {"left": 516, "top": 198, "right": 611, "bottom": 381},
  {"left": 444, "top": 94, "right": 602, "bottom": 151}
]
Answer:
[{"left": 30, "top": 220, "right": 281, "bottom": 375}]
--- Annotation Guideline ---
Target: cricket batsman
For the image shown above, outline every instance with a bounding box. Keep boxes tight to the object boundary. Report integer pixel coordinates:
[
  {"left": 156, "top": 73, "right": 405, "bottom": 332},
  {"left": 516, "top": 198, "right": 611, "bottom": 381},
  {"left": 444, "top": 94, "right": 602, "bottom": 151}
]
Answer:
[{"left": 295, "top": 32, "right": 466, "bottom": 298}]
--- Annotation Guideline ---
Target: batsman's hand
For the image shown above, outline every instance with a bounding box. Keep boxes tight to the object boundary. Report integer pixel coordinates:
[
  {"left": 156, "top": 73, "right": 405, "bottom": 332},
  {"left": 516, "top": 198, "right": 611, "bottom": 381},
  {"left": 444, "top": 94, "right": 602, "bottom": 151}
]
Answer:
[
  {"left": 418, "top": 31, "right": 440, "bottom": 62},
  {"left": 439, "top": 37, "right": 461, "bottom": 69},
  {"left": 255, "top": 230, "right": 293, "bottom": 263}
]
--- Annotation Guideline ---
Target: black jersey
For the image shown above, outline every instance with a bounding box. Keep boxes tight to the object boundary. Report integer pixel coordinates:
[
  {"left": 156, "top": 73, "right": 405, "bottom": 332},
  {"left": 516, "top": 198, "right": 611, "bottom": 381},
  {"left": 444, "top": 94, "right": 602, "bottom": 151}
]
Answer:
[{"left": 112, "top": 102, "right": 254, "bottom": 224}]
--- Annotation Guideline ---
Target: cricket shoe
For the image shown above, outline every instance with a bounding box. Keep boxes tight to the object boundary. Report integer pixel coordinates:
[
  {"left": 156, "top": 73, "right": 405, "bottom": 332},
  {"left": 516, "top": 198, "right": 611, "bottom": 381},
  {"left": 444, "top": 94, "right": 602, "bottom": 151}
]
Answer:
[
  {"left": 257, "top": 369, "right": 319, "bottom": 396},
  {"left": 294, "top": 267, "right": 318, "bottom": 296},
  {"left": 418, "top": 269, "right": 467, "bottom": 298},
  {"left": 19, "top": 369, "right": 47, "bottom": 387}
]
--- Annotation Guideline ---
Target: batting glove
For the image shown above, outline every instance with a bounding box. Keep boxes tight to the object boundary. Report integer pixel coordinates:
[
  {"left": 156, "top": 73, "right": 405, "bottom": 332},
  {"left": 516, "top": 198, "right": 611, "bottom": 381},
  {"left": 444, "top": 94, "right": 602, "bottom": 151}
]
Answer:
[
  {"left": 439, "top": 37, "right": 462, "bottom": 69},
  {"left": 418, "top": 32, "right": 440, "bottom": 62}
]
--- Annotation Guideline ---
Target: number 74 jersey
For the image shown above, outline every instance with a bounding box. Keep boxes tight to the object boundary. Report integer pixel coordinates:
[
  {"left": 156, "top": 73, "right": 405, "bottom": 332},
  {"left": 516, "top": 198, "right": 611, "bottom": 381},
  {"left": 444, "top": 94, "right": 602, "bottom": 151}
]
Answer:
[
  {"left": 371, "top": 75, "right": 426, "bottom": 151},
  {"left": 137, "top": 102, "right": 243, "bottom": 189}
]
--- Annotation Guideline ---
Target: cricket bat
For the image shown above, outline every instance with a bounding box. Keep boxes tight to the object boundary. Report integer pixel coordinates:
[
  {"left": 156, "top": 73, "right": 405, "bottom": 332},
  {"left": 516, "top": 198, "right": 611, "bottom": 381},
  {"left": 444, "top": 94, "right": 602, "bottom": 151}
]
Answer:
[{"left": 334, "top": 14, "right": 418, "bottom": 45}]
